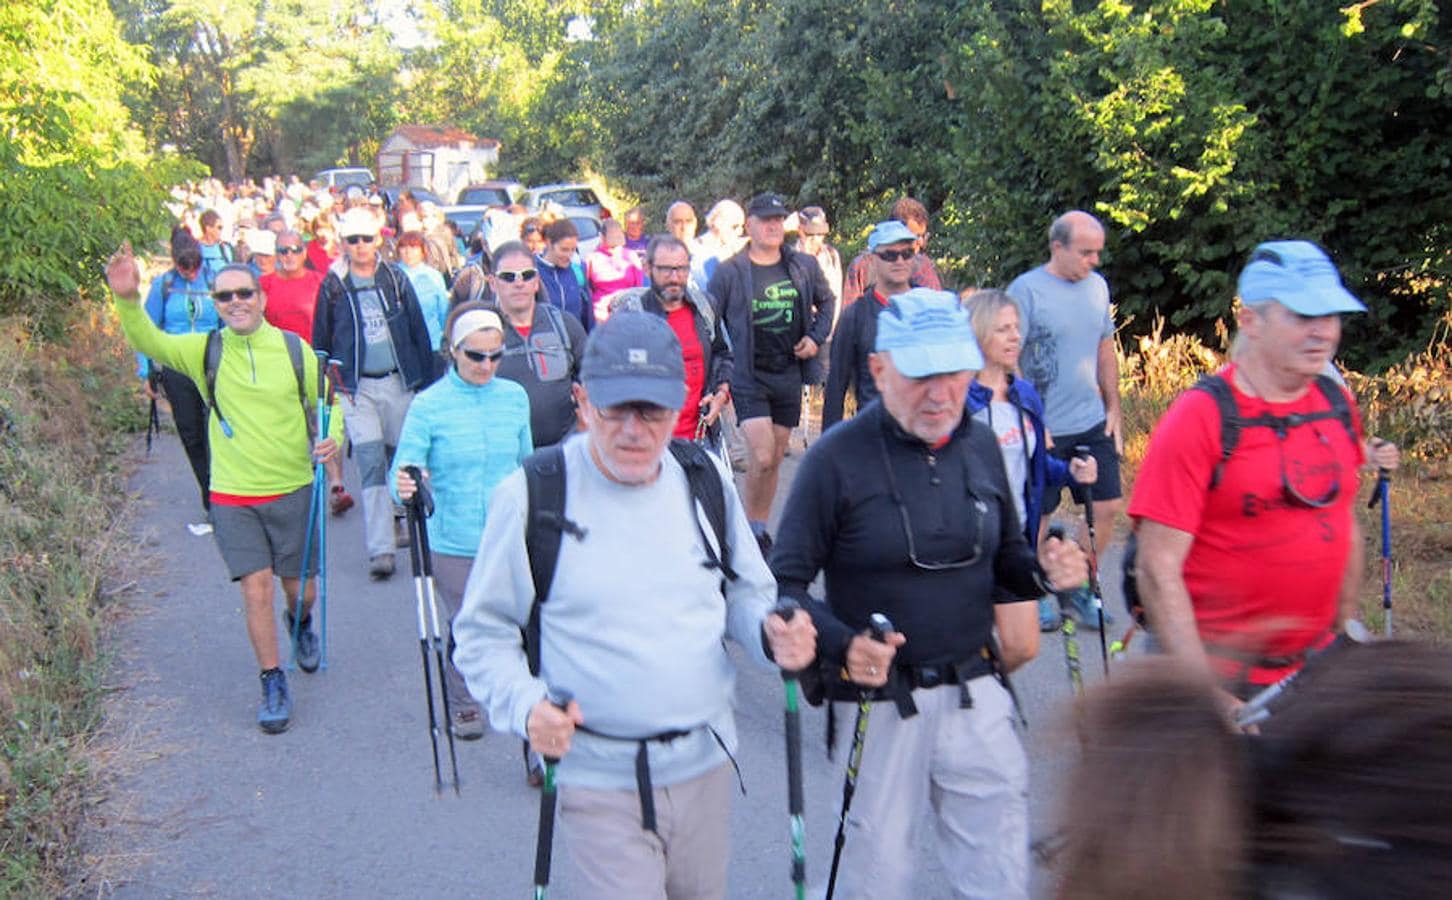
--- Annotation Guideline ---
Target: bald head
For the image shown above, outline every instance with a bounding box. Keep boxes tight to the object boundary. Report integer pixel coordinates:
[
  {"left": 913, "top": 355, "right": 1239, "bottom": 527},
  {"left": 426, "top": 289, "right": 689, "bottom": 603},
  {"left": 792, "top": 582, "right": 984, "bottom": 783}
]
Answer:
[
  {"left": 666, "top": 201, "right": 698, "bottom": 242},
  {"left": 1046, "top": 211, "right": 1105, "bottom": 282}
]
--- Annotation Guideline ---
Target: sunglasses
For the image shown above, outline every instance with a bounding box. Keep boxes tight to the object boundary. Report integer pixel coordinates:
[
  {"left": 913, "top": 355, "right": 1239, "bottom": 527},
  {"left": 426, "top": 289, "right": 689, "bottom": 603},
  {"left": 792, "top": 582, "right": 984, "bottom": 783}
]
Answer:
[
  {"left": 344, "top": 234, "right": 376, "bottom": 245},
  {"left": 277, "top": 245, "right": 305, "bottom": 255},
  {"left": 459, "top": 347, "right": 504, "bottom": 364},
  {"left": 212, "top": 288, "right": 257, "bottom": 303},
  {"left": 596, "top": 402, "right": 676, "bottom": 424},
  {"left": 495, "top": 268, "right": 538, "bottom": 283},
  {"left": 875, "top": 248, "right": 915, "bottom": 262}
]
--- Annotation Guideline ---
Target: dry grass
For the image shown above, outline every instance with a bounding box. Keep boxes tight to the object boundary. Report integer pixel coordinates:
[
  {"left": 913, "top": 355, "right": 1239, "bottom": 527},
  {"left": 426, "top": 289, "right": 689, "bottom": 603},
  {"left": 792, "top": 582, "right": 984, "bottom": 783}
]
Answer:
[{"left": 0, "top": 307, "right": 146, "bottom": 897}]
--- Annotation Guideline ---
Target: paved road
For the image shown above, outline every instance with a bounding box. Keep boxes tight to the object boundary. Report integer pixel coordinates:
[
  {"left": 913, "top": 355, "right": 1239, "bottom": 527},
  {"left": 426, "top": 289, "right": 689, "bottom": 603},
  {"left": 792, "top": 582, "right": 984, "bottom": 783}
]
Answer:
[{"left": 82, "top": 432, "right": 1124, "bottom": 898}]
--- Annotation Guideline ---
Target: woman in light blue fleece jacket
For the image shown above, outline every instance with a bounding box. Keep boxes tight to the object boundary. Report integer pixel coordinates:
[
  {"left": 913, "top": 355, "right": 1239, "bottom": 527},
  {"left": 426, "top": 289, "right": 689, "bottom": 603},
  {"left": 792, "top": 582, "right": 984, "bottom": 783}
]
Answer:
[{"left": 391, "top": 302, "right": 533, "bottom": 739}]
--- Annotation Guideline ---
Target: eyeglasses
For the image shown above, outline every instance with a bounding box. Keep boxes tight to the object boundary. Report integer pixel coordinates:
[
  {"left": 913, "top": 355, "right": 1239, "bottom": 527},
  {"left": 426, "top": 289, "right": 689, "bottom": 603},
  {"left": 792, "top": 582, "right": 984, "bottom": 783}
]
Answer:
[
  {"left": 875, "top": 248, "right": 915, "bottom": 263},
  {"left": 212, "top": 288, "right": 257, "bottom": 303},
  {"left": 495, "top": 269, "right": 538, "bottom": 283},
  {"left": 459, "top": 347, "right": 504, "bottom": 364},
  {"left": 878, "top": 431, "right": 985, "bottom": 570},
  {"left": 595, "top": 402, "right": 676, "bottom": 425},
  {"left": 277, "top": 246, "right": 305, "bottom": 255},
  {"left": 344, "top": 235, "right": 376, "bottom": 245},
  {"left": 1278, "top": 425, "right": 1341, "bottom": 508},
  {"left": 651, "top": 264, "right": 690, "bottom": 275}
]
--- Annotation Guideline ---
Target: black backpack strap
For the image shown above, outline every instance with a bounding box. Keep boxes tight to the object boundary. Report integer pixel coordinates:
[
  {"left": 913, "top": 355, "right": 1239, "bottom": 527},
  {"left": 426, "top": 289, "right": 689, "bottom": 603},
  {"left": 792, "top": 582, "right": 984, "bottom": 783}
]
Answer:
[
  {"left": 668, "top": 438, "right": 737, "bottom": 583},
  {"left": 282, "top": 331, "right": 316, "bottom": 440},
  {"left": 202, "top": 329, "right": 231, "bottom": 437},
  {"left": 1191, "top": 373, "right": 1240, "bottom": 489},
  {"left": 522, "top": 445, "right": 587, "bottom": 676},
  {"left": 1311, "top": 373, "right": 1355, "bottom": 440}
]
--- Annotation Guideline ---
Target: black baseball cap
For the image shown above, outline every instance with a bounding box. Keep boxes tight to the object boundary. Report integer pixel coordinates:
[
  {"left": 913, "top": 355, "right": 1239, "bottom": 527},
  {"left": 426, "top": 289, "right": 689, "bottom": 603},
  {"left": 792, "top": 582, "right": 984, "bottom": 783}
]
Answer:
[{"left": 747, "top": 192, "right": 789, "bottom": 219}]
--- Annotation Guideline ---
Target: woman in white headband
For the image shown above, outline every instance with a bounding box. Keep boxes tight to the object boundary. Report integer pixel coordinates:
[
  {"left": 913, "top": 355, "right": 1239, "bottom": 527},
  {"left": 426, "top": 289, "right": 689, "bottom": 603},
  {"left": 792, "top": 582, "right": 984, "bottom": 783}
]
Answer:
[{"left": 389, "top": 301, "right": 534, "bottom": 740}]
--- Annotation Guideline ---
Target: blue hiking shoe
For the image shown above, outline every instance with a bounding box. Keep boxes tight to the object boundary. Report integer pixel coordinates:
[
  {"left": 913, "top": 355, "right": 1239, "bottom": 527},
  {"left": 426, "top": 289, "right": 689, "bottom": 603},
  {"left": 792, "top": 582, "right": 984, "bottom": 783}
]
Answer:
[
  {"left": 258, "top": 668, "right": 291, "bottom": 734},
  {"left": 1038, "top": 596, "right": 1062, "bottom": 632},
  {"left": 1062, "top": 588, "right": 1114, "bottom": 631},
  {"left": 286, "top": 610, "right": 321, "bottom": 673}
]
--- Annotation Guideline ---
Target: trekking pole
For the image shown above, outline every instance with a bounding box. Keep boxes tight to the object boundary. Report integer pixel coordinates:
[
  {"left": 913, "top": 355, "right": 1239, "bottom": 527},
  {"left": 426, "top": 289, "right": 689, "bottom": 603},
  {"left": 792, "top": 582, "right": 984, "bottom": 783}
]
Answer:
[
  {"left": 532, "top": 687, "right": 573, "bottom": 900},
  {"left": 775, "top": 599, "right": 808, "bottom": 900},
  {"left": 1074, "top": 445, "right": 1110, "bottom": 677},
  {"left": 1236, "top": 621, "right": 1368, "bottom": 729},
  {"left": 290, "top": 457, "right": 325, "bottom": 672},
  {"left": 1368, "top": 468, "right": 1392, "bottom": 636},
  {"left": 145, "top": 371, "right": 161, "bottom": 455},
  {"left": 1048, "top": 525, "right": 1084, "bottom": 697},
  {"left": 316, "top": 351, "right": 335, "bottom": 669},
  {"left": 825, "top": 613, "right": 893, "bottom": 900},
  {"left": 404, "top": 467, "right": 447, "bottom": 794},
  {"left": 408, "top": 465, "right": 461, "bottom": 795}
]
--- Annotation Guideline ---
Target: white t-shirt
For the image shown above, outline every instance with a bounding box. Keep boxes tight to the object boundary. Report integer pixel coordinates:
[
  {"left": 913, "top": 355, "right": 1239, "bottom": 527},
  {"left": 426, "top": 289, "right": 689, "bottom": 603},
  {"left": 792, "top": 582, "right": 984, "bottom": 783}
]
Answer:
[{"left": 973, "top": 399, "right": 1036, "bottom": 531}]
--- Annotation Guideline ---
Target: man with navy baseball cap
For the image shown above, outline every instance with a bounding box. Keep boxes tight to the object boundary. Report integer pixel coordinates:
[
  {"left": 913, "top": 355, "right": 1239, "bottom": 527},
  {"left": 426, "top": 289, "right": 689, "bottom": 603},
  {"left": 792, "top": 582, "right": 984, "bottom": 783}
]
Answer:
[
  {"left": 1130, "top": 239, "right": 1374, "bottom": 717},
  {"left": 772, "top": 288, "right": 1087, "bottom": 898}
]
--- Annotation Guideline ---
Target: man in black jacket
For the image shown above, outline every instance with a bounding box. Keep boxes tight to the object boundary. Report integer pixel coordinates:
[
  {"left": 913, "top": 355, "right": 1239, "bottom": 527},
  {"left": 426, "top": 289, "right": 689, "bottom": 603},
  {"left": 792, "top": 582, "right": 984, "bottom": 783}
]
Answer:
[
  {"left": 772, "top": 288, "right": 1086, "bottom": 898},
  {"left": 821, "top": 220, "right": 918, "bottom": 431},
  {"left": 708, "top": 192, "right": 834, "bottom": 552},
  {"left": 611, "top": 235, "right": 732, "bottom": 440},
  {"left": 312, "top": 207, "right": 438, "bottom": 579}
]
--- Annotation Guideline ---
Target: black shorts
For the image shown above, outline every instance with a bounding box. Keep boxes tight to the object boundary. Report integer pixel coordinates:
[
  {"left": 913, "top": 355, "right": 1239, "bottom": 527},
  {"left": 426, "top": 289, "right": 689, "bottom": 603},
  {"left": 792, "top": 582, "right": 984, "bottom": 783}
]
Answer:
[
  {"left": 1043, "top": 420, "right": 1123, "bottom": 515},
  {"left": 734, "top": 365, "right": 804, "bottom": 428}
]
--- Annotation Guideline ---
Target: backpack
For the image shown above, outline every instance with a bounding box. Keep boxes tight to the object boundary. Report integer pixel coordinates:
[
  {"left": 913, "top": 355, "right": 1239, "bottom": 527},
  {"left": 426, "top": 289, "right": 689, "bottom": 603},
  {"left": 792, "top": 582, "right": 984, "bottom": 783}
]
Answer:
[
  {"left": 520, "top": 438, "right": 737, "bottom": 676},
  {"left": 203, "top": 328, "right": 313, "bottom": 440},
  {"left": 1121, "top": 371, "right": 1357, "bottom": 624}
]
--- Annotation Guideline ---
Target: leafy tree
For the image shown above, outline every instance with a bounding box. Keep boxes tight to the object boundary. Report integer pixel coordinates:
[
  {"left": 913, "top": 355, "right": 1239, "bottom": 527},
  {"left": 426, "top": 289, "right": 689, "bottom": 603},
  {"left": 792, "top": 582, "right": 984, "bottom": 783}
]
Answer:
[{"left": 0, "top": 0, "right": 194, "bottom": 331}]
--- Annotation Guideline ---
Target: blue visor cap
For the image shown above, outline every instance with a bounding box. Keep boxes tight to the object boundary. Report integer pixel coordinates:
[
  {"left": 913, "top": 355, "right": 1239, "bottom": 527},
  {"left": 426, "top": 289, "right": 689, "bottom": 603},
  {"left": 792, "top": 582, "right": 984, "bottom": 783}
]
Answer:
[
  {"left": 1237, "top": 240, "right": 1366, "bottom": 316},
  {"left": 875, "top": 288, "right": 984, "bottom": 377},
  {"left": 867, "top": 220, "right": 917, "bottom": 251}
]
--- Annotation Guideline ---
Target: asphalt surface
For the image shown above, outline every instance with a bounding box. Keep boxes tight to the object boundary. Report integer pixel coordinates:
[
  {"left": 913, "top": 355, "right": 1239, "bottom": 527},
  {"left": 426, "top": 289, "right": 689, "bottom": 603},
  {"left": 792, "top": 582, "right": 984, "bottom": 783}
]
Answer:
[{"left": 82, "top": 430, "right": 1126, "bottom": 898}]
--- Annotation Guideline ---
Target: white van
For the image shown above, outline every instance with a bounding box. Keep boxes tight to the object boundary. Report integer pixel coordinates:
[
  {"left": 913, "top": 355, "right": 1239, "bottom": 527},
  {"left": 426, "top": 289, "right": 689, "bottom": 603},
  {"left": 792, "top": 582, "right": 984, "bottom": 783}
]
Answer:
[{"left": 312, "top": 167, "right": 375, "bottom": 190}]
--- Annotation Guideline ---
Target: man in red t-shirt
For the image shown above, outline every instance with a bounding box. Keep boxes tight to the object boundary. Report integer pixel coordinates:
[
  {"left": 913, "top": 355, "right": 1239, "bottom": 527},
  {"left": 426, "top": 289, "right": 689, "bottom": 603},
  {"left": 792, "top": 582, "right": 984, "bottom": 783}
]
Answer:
[
  {"left": 1130, "top": 241, "right": 1371, "bottom": 711},
  {"left": 260, "top": 229, "right": 353, "bottom": 515},
  {"left": 609, "top": 236, "right": 732, "bottom": 440},
  {"left": 261, "top": 229, "right": 324, "bottom": 339}
]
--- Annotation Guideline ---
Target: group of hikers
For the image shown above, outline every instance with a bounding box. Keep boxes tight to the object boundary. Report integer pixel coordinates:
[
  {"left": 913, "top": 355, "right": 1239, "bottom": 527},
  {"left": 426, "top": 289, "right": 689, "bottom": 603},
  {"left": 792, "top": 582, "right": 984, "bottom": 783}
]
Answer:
[{"left": 105, "top": 180, "right": 1450, "bottom": 898}]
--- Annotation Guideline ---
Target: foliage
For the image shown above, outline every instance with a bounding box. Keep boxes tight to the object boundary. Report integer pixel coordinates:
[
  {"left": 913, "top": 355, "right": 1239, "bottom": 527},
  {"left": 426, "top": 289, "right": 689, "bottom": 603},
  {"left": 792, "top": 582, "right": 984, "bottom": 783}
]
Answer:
[
  {"left": 0, "top": 0, "right": 196, "bottom": 333},
  {"left": 0, "top": 310, "right": 142, "bottom": 895},
  {"left": 118, "top": 0, "right": 402, "bottom": 179}
]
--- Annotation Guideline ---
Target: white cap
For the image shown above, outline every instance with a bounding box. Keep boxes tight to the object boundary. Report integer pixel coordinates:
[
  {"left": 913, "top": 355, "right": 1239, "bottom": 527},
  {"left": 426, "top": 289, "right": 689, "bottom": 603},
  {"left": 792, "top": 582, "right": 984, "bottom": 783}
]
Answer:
[{"left": 338, "top": 207, "right": 380, "bottom": 239}]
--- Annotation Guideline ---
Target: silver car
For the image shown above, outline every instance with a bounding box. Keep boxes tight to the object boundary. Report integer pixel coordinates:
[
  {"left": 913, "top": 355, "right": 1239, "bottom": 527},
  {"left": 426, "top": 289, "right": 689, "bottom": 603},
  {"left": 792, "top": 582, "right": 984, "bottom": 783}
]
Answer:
[{"left": 522, "top": 183, "right": 610, "bottom": 221}]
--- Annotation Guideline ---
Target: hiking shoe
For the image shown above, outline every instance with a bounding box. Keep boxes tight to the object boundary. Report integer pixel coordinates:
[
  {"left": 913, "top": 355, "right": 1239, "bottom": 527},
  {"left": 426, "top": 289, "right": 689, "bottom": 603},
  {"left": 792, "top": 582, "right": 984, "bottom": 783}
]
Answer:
[
  {"left": 369, "top": 554, "right": 396, "bottom": 580},
  {"left": 450, "top": 704, "right": 486, "bottom": 741},
  {"left": 186, "top": 521, "right": 213, "bottom": 536},
  {"left": 258, "top": 668, "right": 291, "bottom": 734},
  {"left": 394, "top": 517, "right": 411, "bottom": 548},
  {"left": 1061, "top": 588, "right": 1114, "bottom": 631},
  {"left": 1038, "top": 596, "right": 1062, "bottom": 632},
  {"left": 329, "top": 485, "right": 355, "bottom": 516},
  {"left": 286, "top": 610, "right": 321, "bottom": 673}
]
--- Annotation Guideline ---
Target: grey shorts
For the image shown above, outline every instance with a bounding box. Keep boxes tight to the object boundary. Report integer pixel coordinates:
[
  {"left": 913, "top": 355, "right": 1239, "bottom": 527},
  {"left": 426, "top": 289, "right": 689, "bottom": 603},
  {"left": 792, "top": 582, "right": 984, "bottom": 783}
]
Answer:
[{"left": 212, "top": 484, "right": 317, "bottom": 581}]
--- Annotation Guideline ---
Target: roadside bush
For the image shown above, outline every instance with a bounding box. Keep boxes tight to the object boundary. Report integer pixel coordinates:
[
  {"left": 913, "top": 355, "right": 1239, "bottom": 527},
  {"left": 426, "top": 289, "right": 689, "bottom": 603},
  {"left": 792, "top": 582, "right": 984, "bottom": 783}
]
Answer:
[{"left": 0, "top": 309, "right": 141, "bottom": 896}]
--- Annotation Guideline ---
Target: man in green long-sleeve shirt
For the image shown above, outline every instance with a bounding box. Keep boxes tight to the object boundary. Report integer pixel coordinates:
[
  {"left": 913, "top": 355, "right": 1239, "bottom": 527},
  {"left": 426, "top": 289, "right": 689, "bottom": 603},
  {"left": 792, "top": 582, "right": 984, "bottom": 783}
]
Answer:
[{"left": 107, "top": 243, "right": 342, "bottom": 734}]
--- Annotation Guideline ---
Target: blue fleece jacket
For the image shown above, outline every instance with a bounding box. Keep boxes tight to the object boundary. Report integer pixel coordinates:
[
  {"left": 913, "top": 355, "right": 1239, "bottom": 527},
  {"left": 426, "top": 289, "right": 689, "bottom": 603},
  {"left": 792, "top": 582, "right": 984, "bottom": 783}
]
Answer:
[
  {"left": 137, "top": 268, "right": 218, "bottom": 378},
  {"left": 389, "top": 368, "right": 534, "bottom": 557},
  {"left": 535, "top": 253, "right": 594, "bottom": 332},
  {"left": 966, "top": 375, "right": 1069, "bottom": 548}
]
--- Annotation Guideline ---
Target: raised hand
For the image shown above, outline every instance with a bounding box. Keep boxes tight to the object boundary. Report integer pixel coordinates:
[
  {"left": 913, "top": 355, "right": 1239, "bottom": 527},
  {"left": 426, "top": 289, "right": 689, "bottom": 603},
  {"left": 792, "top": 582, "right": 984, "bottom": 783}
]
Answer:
[{"left": 105, "top": 241, "right": 142, "bottom": 300}]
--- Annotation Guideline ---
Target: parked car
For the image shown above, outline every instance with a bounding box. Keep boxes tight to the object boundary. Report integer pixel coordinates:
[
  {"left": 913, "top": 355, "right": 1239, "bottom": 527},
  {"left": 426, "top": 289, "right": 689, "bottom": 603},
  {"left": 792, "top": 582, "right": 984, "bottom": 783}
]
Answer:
[
  {"left": 522, "top": 183, "right": 610, "bottom": 221},
  {"left": 455, "top": 180, "right": 522, "bottom": 207},
  {"left": 312, "top": 167, "right": 374, "bottom": 189},
  {"left": 570, "top": 215, "right": 603, "bottom": 258},
  {"left": 441, "top": 204, "right": 490, "bottom": 244},
  {"left": 377, "top": 185, "right": 443, "bottom": 211}
]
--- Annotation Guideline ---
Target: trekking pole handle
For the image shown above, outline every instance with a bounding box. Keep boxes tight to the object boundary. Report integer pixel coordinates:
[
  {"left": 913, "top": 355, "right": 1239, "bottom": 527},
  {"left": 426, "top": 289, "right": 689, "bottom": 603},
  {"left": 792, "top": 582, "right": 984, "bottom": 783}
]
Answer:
[
  {"left": 402, "top": 465, "right": 434, "bottom": 517},
  {"left": 1073, "top": 444, "right": 1092, "bottom": 460},
  {"left": 774, "top": 599, "right": 803, "bottom": 679},
  {"left": 542, "top": 688, "right": 573, "bottom": 765},
  {"left": 868, "top": 613, "right": 894, "bottom": 643}
]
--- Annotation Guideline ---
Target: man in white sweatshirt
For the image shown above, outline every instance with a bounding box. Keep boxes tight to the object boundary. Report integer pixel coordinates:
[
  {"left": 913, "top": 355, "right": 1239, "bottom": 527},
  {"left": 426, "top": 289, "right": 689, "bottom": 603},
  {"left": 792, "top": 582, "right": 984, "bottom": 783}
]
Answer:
[{"left": 453, "top": 311, "right": 817, "bottom": 897}]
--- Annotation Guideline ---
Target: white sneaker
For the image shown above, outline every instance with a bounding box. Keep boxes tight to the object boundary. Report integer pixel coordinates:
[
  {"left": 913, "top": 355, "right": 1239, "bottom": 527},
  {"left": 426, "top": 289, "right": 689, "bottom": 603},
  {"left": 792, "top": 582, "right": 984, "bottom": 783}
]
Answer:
[{"left": 187, "top": 521, "right": 213, "bottom": 536}]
